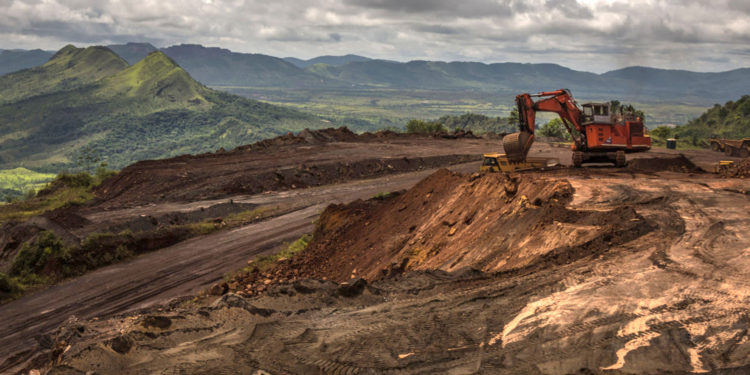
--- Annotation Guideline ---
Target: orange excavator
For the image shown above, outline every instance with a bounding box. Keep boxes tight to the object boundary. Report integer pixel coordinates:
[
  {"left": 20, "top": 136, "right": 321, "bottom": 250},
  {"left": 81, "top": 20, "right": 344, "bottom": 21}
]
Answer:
[{"left": 502, "top": 89, "right": 651, "bottom": 167}]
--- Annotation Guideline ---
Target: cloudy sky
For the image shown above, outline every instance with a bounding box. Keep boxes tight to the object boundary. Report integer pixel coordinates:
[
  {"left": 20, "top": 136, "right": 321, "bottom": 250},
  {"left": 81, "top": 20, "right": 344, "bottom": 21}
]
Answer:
[{"left": 1, "top": 0, "right": 749, "bottom": 72}]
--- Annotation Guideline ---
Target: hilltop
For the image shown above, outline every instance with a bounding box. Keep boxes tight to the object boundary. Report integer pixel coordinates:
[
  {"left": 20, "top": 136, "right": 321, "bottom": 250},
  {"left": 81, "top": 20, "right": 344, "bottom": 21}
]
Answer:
[
  {"left": 160, "top": 44, "right": 343, "bottom": 88},
  {"left": 0, "top": 45, "right": 128, "bottom": 104},
  {"left": 284, "top": 54, "right": 371, "bottom": 68},
  {"left": 106, "top": 42, "right": 158, "bottom": 64},
  {"left": 0, "top": 45, "right": 328, "bottom": 170}
]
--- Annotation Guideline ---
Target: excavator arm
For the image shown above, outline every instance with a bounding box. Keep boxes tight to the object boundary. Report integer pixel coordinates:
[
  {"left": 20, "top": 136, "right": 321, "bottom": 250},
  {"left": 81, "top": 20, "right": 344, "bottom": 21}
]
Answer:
[{"left": 503, "top": 89, "right": 585, "bottom": 162}]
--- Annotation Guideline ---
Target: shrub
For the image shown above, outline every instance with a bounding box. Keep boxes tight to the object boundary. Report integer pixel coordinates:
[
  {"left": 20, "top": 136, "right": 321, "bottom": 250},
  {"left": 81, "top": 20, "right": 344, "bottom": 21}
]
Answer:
[
  {"left": 10, "top": 231, "right": 70, "bottom": 277},
  {"left": 538, "top": 118, "right": 569, "bottom": 139},
  {"left": 405, "top": 119, "right": 447, "bottom": 134},
  {"left": 56, "top": 172, "right": 94, "bottom": 188},
  {"left": 0, "top": 272, "right": 22, "bottom": 295}
]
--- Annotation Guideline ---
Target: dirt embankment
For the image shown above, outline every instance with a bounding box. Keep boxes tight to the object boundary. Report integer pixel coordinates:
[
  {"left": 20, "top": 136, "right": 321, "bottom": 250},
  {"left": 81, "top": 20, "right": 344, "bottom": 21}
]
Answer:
[
  {"left": 625, "top": 154, "right": 703, "bottom": 173},
  {"left": 233, "top": 168, "right": 653, "bottom": 291},
  {"left": 93, "top": 128, "right": 483, "bottom": 208}
]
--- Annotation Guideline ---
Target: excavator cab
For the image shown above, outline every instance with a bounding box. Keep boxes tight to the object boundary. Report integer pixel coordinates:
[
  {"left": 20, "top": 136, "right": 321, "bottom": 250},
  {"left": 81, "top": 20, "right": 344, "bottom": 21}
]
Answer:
[{"left": 581, "top": 103, "right": 611, "bottom": 124}]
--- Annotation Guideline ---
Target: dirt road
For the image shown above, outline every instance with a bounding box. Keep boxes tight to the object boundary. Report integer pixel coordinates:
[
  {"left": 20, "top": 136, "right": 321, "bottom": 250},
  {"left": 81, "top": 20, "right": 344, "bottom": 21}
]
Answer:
[{"left": 0, "top": 162, "right": 479, "bottom": 373}]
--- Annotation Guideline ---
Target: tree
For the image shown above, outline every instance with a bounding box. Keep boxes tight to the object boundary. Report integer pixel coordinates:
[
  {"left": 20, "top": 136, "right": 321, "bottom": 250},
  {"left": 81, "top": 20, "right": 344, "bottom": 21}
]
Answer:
[
  {"left": 405, "top": 119, "right": 446, "bottom": 134},
  {"left": 507, "top": 107, "right": 519, "bottom": 129},
  {"left": 538, "top": 118, "right": 569, "bottom": 139},
  {"left": 75, "top": 145, "right": 101, "bottom": 174},
  {"left": 649, "top": 126, "right": 673, "bottom": 140}
]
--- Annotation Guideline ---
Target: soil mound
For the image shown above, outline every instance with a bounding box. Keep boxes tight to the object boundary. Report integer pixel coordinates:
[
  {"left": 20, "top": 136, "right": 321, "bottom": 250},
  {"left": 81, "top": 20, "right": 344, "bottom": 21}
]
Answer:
[
  {"left": 234, "top": 169, "right": 654, "bottom": 290},
  {"left": 626, "top": 154, "right": 703, "bottom": 173},
  {"left": 235, "top": 127, "right": 362, "bottom": 152}
]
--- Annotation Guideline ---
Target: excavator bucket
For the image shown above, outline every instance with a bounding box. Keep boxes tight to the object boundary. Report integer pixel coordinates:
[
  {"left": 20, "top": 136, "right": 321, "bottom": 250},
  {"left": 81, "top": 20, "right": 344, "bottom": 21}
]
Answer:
[{"left": 502, "top": 131, "right": 535, "bottom": 163}]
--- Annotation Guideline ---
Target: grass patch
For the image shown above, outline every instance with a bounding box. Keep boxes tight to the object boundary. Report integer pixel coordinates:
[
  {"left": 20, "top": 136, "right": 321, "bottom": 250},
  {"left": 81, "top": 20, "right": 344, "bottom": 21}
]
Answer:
[
  {"left": 0, "top": 272, "right": 24, "bottom": 302},
  {"left": 0, "top": 167, "right": 56, "bottom": 202},
  {"left": 227, "top": 233, "right": 312, "bottom": 281},
  {"left": 252, "top": 233, "right": 311, "bottom": 271},
  {"left": 372, "top": 191, "right": 394, "bottom": 200}
]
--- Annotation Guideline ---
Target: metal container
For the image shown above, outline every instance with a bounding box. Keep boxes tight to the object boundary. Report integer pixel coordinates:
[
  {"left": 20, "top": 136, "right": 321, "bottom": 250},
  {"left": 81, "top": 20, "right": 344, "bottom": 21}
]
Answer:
[{"left": 666, "top": 138, "right": 677, "bottom": 149}]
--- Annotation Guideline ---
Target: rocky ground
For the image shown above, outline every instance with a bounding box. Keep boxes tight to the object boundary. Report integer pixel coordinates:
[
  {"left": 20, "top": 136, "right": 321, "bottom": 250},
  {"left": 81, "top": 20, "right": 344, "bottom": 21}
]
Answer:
[{"left": 2, "top": 129, "right": 748, "bottom": 375}]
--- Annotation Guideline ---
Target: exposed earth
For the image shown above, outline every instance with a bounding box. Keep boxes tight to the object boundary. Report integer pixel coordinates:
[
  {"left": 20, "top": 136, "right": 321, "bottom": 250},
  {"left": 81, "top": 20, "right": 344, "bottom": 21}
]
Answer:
[{"left": 1, "top": 128, "right": 748, "bottom": 375}]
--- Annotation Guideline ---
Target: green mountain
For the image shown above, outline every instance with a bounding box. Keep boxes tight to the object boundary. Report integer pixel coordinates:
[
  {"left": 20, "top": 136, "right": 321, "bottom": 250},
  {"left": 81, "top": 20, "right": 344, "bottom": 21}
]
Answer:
[
  {"left": 0, "top": 49, "right": 54, "bottom": 76},
  {"left": 284, "top": 54, "right": 371, "bottom": 68},
  {"left": 107, "top": 42, "right": 158, "bottom": 64},
  {"left": 0, "top": 46, "right": 328, "bottom": 170},
  {"left": 160, "top": 44, "right": 343, "bottom": 88},
  {"left": 0, "top": 45, "right": 128, "bottom": 104},
  {"left": 672, "top": 95, "right": 750, "bottom": 141}
]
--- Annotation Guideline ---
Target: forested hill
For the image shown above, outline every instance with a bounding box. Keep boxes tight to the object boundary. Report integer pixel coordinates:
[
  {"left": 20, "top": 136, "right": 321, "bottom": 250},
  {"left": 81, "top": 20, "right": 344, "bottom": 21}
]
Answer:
[
  {"left": 0, "top": 45, "right": 328, "bottom": 171},
  {"left": 671, "top": 95, "right": 750, "bottom": 141}
]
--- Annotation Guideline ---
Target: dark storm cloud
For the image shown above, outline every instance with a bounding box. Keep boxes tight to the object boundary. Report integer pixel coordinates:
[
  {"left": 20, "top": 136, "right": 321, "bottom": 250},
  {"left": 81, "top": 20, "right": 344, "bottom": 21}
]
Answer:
[{"left": 0, "top": 0, "right": 747, "bottom": 72}]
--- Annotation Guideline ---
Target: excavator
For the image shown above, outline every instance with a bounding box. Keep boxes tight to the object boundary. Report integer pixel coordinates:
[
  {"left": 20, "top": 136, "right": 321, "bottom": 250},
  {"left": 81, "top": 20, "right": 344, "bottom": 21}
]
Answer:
[{"left": 482, "top": 89, "right": 651, "bottom": 172}]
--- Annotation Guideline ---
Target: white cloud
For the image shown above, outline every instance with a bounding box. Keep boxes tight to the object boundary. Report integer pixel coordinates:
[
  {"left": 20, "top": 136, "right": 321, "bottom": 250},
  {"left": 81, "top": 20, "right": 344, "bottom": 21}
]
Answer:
[{"left": 0, "top": 0, "right": 747, "bottom": 72}]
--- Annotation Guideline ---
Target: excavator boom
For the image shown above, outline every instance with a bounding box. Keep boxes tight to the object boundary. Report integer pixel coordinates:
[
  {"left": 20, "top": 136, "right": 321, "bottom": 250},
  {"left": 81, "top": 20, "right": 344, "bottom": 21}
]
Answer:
[
  {"left": 501, "top": 88, "right": 650, "bottom": 167},
  {"left": 503, "top": 89, "right": 583, "bottom": 162}
]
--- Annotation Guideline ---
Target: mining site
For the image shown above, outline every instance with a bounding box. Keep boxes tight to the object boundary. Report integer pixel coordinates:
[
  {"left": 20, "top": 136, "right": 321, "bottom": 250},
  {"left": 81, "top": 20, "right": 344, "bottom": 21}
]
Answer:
[{"left": 1, "top": 128, "right": 749, "bottom": 375}]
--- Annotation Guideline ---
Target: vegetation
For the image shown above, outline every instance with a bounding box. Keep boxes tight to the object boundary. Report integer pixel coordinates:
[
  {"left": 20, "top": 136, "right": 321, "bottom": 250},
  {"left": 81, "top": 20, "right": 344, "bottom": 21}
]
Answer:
[
  {"left": 0, "top": 170, "right": 113, "bottom": 223},
  {"left": 0, "top": 167, "right": 56, "bottom": 202},
  {"left": 434, "top": 113, "right": 516, "bottom": 134},
  {"left": 1, "top": 230, "right": 135, "bottom": 302},
  {"left": 671, "top": 96, "right": 750, "bottom": 146},
  {"left": 403, "top": 113, "right": 516, "bottom": 135},
  {"left": 0, "top": 45, "right": 127, "bottom": 104},
  {"left": 0, "top": 45, "right": 330, "bottom": 172},
  {"left": 609, "top": 100, "right": 645, "bottom": 120},
  {"left": 405, "top": 119, "right": 447, "bottom": 134},
  {"left": 643, "top": 96, "right": 750, "bottom": 148},
  {"left": 247, "top": 234, "right": 312, "bottom": 273},
  {"left": 538, "top": 118, "right": 570, "bottom": 140}
]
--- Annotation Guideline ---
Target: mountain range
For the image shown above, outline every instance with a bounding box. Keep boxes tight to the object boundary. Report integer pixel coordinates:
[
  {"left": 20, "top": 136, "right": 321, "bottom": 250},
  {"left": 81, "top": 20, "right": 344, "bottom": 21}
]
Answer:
[
  {"left": 2, "top": 43, "right": 748, "bottom": 104},
  {"left": 0, "top": 49, "right": 54, "bottom": 76},
  {"left": 0, "top": 45, "right": 327, "bottom": 170},
  {"left": 283, "top": 54, "right": 372, "bottom": 68}
]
